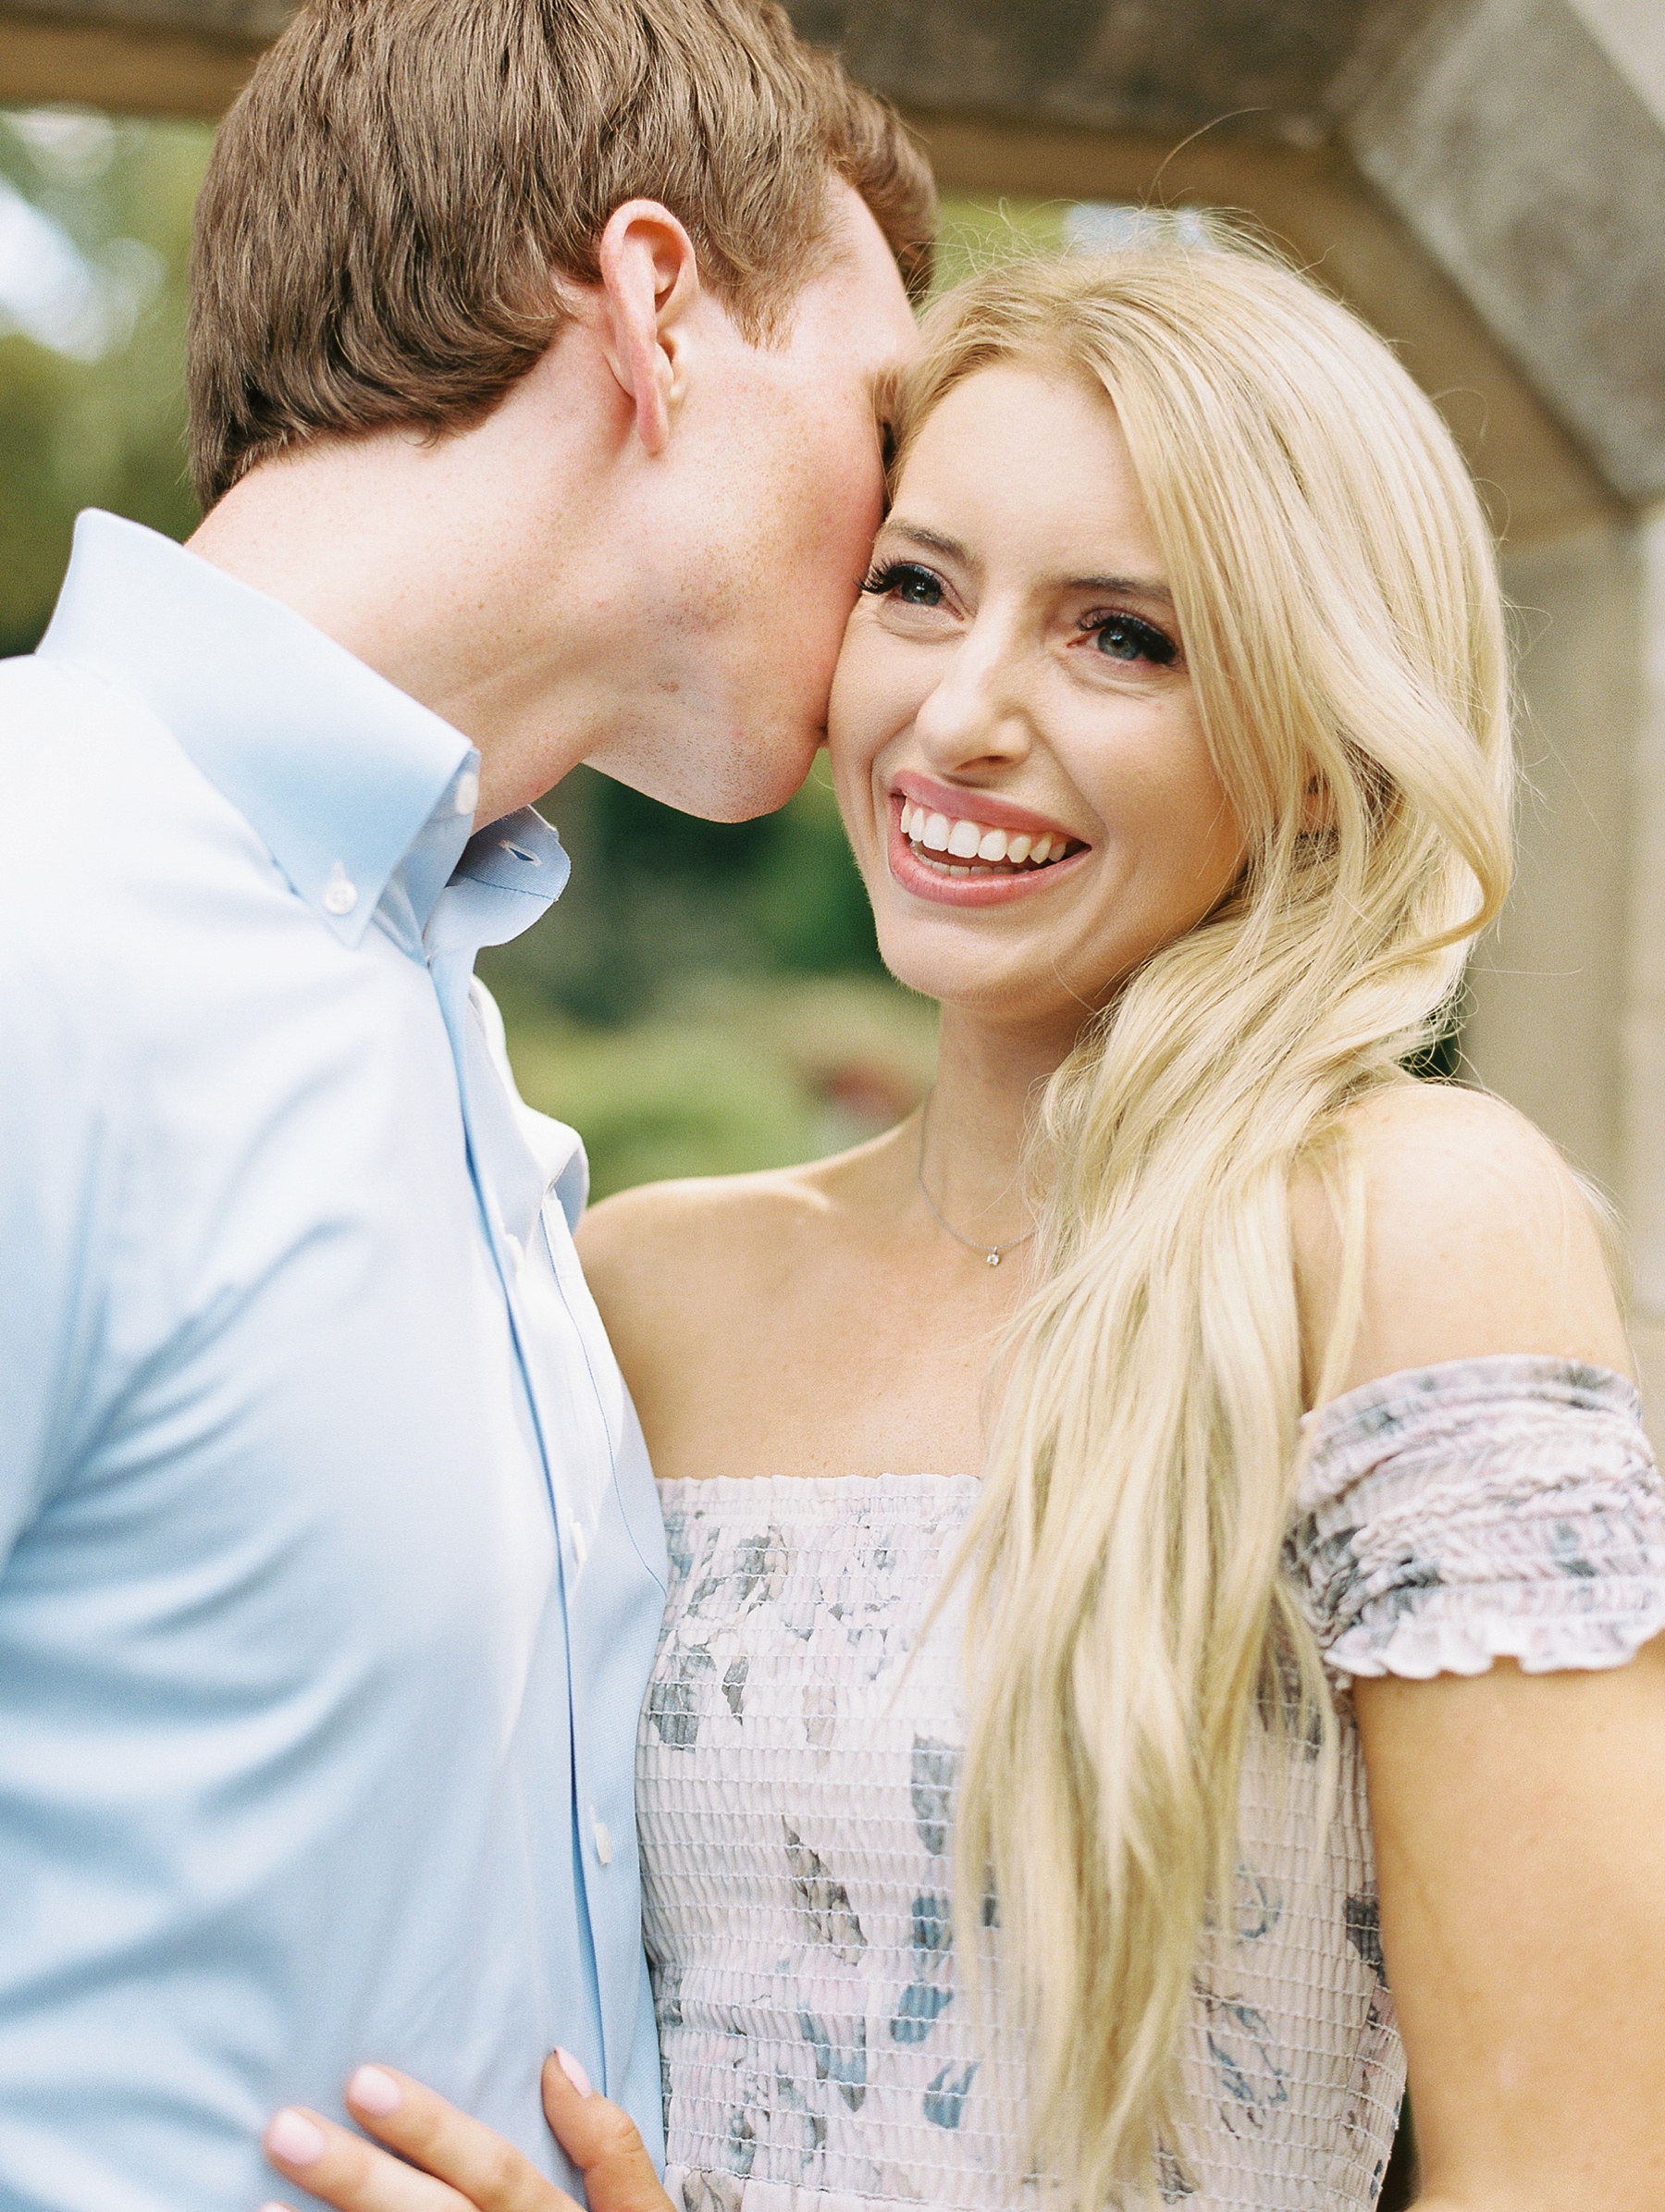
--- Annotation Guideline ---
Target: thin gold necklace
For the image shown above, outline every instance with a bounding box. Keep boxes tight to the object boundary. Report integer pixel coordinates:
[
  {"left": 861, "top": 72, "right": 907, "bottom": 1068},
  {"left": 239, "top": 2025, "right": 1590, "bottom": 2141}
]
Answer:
[{"left": 915, "top": 1093, "right": 1037, "bottom": 1268}]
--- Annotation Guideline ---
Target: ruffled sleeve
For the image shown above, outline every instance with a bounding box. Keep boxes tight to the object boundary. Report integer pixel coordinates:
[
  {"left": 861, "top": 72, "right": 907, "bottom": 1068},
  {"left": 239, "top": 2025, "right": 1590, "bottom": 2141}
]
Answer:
[{"left": 1284, "top": 1355, "right": 1665, "bottom": 1681}]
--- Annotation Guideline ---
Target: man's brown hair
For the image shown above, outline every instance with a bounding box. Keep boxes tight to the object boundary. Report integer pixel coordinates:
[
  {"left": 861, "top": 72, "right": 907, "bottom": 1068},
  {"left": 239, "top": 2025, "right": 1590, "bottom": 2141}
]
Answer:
[{"left": 186, "top": 0, "right": 935, "bottom": 508}]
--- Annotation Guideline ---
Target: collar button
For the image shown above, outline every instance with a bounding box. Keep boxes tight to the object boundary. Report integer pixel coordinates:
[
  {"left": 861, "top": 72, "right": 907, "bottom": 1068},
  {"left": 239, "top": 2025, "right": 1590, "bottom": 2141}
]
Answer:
[{"left": 321, "top": 862, "right": 359, "bottom": 917}]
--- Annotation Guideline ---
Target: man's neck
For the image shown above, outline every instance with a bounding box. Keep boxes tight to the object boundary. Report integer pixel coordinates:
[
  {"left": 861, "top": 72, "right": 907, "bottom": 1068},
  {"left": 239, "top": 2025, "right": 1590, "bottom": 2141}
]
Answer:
[{"left": 187, "top": 373, "right": 627, "bottom": 825}]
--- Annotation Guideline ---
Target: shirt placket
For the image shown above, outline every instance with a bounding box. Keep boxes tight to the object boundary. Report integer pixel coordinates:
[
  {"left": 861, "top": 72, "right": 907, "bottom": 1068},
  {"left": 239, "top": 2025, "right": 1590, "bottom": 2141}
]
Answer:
[{"left": 424, "top": 911, "right": 622, "bottom": 2090}]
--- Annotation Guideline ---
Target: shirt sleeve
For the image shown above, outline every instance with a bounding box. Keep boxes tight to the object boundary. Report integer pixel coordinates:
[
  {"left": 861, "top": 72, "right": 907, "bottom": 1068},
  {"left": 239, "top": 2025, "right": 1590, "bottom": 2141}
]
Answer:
[
  {"left": 1283, "top": 1355, "right": 1665, "bottom": 1681},
  {"left": 0, "top": 942, "right": 123, "bottom": 1562}
]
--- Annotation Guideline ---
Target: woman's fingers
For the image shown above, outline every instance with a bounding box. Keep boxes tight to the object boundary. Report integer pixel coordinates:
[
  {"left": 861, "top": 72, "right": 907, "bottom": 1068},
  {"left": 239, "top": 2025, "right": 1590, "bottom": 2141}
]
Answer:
[
  {"left": 263, "top": 2101, "right": 468, "bottom": 2211},
  {"left": 264, "top": 2067, "right": 578, "bottom": 2212},
  {"left": 540, "top": 2050, "right": 675, "bottom": 2212}
]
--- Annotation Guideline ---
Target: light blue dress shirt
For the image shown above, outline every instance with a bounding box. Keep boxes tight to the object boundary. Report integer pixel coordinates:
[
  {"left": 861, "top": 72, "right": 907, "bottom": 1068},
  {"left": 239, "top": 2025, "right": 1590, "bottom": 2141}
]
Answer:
[{"left": 0, "top": 513, "right": 669, "bottom": 2212}]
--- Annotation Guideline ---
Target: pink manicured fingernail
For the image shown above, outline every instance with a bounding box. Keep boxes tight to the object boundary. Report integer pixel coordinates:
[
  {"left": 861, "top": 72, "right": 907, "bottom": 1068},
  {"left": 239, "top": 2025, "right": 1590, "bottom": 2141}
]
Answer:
[
  {"left": 266, "top": 2108, "right": 327, "bottom": 2166},
  {"left": 554, "top": 2046, "right": 594, "bottom": 2097},
  {"left": 347, "top": 2065, "right": 402, "bottom": 2117}
]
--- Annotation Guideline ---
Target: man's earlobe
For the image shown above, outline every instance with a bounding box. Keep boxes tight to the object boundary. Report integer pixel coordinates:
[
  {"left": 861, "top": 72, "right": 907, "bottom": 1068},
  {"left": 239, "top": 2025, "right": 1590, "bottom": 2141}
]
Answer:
[{"left": 596, "top": 199, "right": 701, "bottom": 459}]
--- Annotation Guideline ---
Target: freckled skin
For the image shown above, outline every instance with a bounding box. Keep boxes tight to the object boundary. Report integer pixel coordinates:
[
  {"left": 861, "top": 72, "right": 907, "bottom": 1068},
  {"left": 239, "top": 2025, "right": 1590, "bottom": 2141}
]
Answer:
[{"left": 582, "top": 189, "right": 919, "bottom": 822}]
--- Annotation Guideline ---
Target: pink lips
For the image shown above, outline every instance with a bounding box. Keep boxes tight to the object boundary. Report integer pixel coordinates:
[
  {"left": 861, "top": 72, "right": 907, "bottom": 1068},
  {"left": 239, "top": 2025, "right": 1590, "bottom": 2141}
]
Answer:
[
  {"left": 883, "top": 778, "right": 1092, "bottom": 909},
  {"left": 890, "top": 772, "right": 1080, "bottom": 846}
]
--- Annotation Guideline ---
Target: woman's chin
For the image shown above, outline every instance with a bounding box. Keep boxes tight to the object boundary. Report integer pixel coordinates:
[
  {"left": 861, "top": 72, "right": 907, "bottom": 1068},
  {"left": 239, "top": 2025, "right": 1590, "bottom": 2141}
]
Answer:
[{"left": 870, "top": 932, "right": 1080, "bottom": 1030}]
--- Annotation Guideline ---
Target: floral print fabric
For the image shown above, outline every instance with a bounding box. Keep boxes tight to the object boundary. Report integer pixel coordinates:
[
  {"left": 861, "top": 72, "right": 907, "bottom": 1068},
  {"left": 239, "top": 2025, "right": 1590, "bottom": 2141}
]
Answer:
[
  {"left": 637, "top": 1359, "right": 1661, "bottom": 2212},
  {"left": 1287, "top": 1357, "right": 1665, "bottom": 1679}
]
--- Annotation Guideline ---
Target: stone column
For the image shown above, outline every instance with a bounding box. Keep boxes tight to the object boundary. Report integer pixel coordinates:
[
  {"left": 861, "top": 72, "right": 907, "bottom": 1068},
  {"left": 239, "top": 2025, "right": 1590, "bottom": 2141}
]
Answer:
[
  {"left": 1463, "top": 525, "right": 1636, "bottom": 1198},
  {"left": 1622, "top": 509, "right": 1665, "bottom": 1402},
  {"left": 1343, "top": 0, "right": 1665, "bottom": 1414}
]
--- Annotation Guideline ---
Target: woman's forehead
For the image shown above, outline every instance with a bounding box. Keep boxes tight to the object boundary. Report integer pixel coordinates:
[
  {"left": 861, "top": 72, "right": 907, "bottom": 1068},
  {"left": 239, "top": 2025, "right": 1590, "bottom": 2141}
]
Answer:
[{"left": 891, "top": 365, "right": 1163, "bottom": 587}]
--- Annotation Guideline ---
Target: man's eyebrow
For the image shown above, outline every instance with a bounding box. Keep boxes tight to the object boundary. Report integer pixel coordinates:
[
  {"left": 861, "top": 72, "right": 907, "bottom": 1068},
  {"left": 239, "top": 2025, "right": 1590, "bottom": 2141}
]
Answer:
[{"left": 877, "top": 522, "right": 1175, "bottom": 609}]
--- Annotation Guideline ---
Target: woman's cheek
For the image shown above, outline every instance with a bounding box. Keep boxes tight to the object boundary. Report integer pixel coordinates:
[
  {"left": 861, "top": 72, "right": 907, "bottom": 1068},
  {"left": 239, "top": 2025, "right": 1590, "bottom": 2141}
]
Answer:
[{"left": 826, "top": 640, "right": 896, "bottom": 801}]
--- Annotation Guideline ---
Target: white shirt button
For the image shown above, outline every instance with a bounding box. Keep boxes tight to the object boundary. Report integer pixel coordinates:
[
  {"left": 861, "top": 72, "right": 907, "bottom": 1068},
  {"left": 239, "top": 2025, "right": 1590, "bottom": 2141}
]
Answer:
[
  {"left": 452, "top": 770, "right": 479, "bottom": 819},
  {"left": 572, "top": 1522, "right": 589, "bottom": 1568},
  {"left": 592, "top": 1817, "right": 613, "bottom": 1866},
  {"left": 321, "top": 862, "right": 358, "bottom": 916},
  {"left": 503, "top": 1232, "right": 524, "bottom": 1271}
]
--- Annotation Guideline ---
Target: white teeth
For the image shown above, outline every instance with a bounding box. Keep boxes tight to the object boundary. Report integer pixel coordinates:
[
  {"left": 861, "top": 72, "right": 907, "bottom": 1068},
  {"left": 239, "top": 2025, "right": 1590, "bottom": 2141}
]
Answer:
[{"left": 900, "top": 799, "right": 1075, "bottom": 871}]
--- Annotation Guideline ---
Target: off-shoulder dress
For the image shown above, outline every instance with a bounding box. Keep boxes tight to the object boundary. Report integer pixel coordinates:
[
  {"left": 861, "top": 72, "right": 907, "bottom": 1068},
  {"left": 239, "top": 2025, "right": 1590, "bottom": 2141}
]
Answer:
[{"left": 636, "top": 1357, "right": 1664, "bottom": 2212}]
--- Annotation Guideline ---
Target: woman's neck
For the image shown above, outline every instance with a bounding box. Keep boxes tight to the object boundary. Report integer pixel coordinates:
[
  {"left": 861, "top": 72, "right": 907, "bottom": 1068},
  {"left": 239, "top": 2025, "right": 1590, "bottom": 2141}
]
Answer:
[{"left": 918, "top": 1005, "right": 1087, "bottom": 1249}]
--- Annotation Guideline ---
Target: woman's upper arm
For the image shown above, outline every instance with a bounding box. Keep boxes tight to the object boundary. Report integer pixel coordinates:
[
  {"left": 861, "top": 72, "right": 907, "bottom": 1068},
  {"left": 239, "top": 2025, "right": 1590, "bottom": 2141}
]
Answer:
[
  {"left": 1294, "top": 1083, "right": 1663, "bottom": 2206},
  {"left": 1355, "top": 1644, "right": 1665, "bottom": 2211}
]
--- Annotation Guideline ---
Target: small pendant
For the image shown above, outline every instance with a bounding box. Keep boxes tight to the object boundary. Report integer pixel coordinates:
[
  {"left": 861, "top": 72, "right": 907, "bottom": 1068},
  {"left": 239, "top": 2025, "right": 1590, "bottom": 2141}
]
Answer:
[{"left": 986, "top": 1249, "right": 1002, "bottom": 1266}]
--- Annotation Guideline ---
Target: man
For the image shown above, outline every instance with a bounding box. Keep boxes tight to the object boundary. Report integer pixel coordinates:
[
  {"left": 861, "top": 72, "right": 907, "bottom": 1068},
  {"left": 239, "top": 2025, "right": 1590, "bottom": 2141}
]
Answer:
[{"left": 0, "top": 0, "right": 929, "bottom": 2203}]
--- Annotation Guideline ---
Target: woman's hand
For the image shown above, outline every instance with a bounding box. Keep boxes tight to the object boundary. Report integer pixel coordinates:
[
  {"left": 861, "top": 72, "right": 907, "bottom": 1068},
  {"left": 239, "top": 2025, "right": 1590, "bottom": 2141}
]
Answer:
[{"left": 261, "top": 2049, "right": 673, "bottom": 2212}]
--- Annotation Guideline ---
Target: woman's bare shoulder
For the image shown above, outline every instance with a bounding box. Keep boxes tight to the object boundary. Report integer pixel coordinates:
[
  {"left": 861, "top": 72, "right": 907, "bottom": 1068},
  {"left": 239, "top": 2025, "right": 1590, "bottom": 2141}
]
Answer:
[
  {"left": 580, "top": 1161, "right": 813, "bottom": 1266},
  {"left": 576, "top": 1164, "right": 814, "bottom": 1314},
  {"left": 1291, "top": 1080, "right": 1632, "bottom": 1393},
  {"left": 574, "top": 1131, "right": 899, "bottom": 1345}
]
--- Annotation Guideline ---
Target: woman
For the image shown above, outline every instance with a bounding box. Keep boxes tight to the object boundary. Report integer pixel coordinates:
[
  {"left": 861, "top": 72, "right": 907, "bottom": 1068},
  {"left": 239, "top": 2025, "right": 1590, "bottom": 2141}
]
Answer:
[{"left": 267, "top": 244, "right": 1665, "bottom": 2212}]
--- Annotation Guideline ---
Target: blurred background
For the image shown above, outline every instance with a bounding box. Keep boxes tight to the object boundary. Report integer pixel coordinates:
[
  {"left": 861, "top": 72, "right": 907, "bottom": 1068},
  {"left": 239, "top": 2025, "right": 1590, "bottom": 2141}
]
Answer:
[
  {"left": 5, "top": 8, "right": 1662, "bottom": 2201},
  {"left": 1, "top": 0, "right": 1663, "bottom": 1235}
]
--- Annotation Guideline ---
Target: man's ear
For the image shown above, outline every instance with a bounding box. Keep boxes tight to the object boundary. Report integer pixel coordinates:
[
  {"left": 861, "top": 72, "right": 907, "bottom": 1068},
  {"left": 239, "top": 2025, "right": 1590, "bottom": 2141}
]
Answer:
[{"left": 595, "top": 200, "right": 701, "bottom": 458}]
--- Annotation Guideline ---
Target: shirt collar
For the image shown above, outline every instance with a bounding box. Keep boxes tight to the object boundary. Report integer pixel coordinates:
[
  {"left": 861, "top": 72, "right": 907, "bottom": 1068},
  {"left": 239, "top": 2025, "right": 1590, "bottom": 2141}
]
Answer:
[{"left": 37, "top": 510, "right": 487, "bottom": 948}]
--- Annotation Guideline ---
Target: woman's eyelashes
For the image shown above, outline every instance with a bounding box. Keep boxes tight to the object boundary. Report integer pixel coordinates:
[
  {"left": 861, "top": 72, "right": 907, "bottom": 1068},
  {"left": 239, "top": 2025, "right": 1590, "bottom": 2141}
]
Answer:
[
  {"left": 862, "top": 559, "right": 945, "bottom": 608},
  {"left": 860, "top": 563, "right": 1179, "bottom": 670},
  {"left": 1080, "top": 610, "right": 1178, "bottom": 667}
]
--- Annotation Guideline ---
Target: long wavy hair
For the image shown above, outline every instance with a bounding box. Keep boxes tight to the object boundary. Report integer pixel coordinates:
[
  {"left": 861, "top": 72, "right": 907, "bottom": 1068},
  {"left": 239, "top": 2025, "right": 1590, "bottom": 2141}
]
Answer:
[{"left": 894, "top": 246, "right": 1514, "bottom": 2203}]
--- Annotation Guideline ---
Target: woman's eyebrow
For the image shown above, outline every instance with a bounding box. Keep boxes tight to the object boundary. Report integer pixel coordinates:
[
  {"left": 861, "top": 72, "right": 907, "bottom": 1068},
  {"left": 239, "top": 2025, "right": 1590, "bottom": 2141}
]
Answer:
[
  {"left": 878, "top": 521, "right": 971, "bottom": 564},
  {"left": 1071, "top": 574, "right": 1175, "bottom": 606}
]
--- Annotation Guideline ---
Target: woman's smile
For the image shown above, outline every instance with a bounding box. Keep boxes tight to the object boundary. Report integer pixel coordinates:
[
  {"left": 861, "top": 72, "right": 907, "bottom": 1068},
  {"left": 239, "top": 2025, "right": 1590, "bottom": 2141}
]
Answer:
[
  {"left": 887, "top": 770, "right": 1092, "bottom": 906},
  {"left": 829, "top": 360, "right": 1246, "bottom": 1022}
]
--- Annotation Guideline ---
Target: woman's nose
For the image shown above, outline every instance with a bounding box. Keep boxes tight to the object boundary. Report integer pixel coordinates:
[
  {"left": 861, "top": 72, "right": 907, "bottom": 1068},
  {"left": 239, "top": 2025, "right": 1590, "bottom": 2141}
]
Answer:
[{"left": 912, "top": 638, "right": 1031, "bottom": 772}]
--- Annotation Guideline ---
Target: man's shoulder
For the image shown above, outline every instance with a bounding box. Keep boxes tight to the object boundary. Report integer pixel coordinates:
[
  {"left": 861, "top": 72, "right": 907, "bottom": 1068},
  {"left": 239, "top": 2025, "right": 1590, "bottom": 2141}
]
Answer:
[
  {"left": 2, "top": 646, "right": 154, "bottom": 748},
  {"left": 0, "top": 652, "right": 199, "bottom": 870},
  {"left": 0, "top": 652, "right": 320, "bottom": 1051},
  {"left": 2, "top": 648, "right": 287, "bottom": 911}
]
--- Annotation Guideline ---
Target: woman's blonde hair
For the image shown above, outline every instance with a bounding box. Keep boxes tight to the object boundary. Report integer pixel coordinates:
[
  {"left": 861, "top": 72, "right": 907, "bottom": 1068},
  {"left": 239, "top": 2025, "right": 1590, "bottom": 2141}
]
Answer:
[{"left": 898, "top": 244, "right": 1513, "bottom": 2202}]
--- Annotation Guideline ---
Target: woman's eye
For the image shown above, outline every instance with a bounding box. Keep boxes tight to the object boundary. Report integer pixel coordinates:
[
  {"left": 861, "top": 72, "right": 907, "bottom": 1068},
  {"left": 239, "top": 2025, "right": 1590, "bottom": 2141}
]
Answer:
[
  {"left": 863, "top": 561, "right": 945, "bottom": 609},
  {"left": 1088, "top": 612, "right": 1177, "bottom": 666}
]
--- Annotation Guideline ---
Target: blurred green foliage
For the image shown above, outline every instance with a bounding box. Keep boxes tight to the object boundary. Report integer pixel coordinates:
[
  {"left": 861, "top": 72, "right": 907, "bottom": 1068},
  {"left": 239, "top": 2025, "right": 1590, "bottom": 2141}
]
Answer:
[
  {"left": 506, "top": 972, "right": 939, "bottom": 1200},
  {"left": 0, "top": 107, "right": 210, "bottom": 654},
  {"left": 0, "top": 123, "right": 1082, "bottom": 1187}
]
